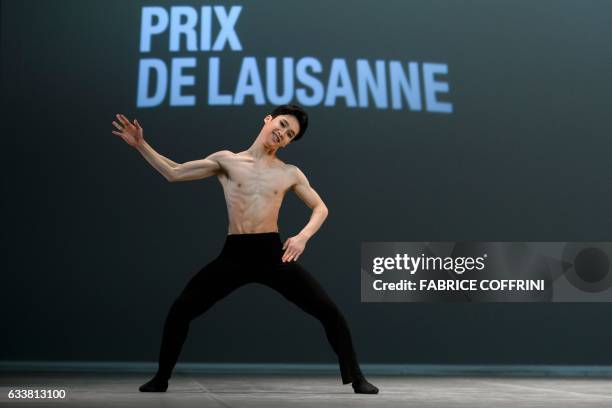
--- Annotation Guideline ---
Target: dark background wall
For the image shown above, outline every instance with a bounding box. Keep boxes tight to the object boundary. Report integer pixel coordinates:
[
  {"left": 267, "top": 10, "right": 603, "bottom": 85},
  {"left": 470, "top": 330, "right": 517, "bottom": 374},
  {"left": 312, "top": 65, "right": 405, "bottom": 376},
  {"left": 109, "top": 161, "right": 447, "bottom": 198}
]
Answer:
[{"left": 2, "top": 0, "right": 612, "bottom": 365}]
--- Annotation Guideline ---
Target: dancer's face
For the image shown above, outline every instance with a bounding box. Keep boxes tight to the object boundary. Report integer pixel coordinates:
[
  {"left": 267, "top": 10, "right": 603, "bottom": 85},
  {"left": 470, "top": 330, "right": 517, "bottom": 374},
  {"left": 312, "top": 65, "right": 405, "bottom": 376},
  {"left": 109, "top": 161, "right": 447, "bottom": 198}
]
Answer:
[{"left": 262, "top": 114, "right": 300, "bottom": 149}]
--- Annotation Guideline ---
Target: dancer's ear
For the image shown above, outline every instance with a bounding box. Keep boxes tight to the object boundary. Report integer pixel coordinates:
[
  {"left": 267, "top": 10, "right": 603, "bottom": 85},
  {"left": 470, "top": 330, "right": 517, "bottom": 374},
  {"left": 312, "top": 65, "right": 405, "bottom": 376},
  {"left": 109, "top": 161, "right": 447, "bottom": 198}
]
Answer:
[{"left": 264, "top": 114, "right": 272, "bottom": 124}]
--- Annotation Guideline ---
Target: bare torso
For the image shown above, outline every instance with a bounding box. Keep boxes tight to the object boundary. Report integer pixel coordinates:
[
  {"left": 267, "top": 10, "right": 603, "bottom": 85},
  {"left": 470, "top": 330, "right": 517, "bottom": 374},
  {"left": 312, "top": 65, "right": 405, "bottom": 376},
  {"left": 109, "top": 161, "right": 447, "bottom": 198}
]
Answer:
[{"left": 215, "top": 151, "right": 296, "bottom": 234}]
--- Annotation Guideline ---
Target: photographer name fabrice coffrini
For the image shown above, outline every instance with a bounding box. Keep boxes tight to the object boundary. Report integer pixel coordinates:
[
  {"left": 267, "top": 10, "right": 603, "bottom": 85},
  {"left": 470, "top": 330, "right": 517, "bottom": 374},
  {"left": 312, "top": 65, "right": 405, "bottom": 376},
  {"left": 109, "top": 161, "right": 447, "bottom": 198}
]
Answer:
[{"left": 372, "top": 279, "right": 545, "bottom": 292}]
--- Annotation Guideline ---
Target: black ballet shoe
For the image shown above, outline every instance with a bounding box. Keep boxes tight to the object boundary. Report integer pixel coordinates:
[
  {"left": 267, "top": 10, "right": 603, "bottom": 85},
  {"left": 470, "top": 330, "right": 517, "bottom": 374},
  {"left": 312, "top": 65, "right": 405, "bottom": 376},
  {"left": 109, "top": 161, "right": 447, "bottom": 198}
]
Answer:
[
  {"left": 138, "top": 376, "right": 168, "bottom": 392},
  {"left": 352, "top": 377, "right": 379, "bottom": 394}
]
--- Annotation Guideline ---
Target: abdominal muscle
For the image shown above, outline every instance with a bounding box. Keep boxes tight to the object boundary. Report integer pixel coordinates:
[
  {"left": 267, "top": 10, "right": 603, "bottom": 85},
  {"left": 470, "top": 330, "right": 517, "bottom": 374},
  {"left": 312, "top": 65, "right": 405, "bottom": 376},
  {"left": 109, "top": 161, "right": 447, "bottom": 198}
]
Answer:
[{"left": 221, "top": 176, "right": 287, "bottom": 235}]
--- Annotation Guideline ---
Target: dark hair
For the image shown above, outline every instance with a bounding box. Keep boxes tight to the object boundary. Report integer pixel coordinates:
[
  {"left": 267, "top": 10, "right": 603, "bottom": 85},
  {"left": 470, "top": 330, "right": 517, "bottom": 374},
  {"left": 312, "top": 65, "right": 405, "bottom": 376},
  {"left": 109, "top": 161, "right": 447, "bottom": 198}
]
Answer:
[{"left": 270, "top": 104, "right": 308, "bottom": 142}]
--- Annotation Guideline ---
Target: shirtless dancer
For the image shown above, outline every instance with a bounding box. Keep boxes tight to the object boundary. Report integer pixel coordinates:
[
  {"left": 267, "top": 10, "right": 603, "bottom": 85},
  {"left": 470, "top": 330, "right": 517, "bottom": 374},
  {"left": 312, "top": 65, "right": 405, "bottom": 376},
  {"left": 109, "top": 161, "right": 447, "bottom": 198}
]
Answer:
[{"left": 111, "top": 104, "right": 378, "bottom": 394}]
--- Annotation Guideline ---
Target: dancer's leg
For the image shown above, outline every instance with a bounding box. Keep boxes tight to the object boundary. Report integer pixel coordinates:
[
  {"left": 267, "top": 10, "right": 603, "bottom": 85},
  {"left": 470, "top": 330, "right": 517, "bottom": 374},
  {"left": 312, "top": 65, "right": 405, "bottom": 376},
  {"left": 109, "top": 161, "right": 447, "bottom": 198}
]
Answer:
[
  {"left": 259, "top": 261, "right": 365, "bottom": 384},
  {"left": 140, "top": 256, "right": 245, "bottom": 391},
  {"left": 157, "top": 257, "right": 245, "bottom": 379}
]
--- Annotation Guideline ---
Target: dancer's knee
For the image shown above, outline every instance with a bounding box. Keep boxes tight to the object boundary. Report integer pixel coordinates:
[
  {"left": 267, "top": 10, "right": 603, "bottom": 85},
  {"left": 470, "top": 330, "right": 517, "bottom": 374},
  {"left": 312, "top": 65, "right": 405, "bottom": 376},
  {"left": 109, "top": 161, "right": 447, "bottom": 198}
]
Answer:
[
  {"left": 167, "top": 297, "right": 196, "bottom": 322},
  {"left": 317, "top": 302, "right": 346, "bottom": 326}
]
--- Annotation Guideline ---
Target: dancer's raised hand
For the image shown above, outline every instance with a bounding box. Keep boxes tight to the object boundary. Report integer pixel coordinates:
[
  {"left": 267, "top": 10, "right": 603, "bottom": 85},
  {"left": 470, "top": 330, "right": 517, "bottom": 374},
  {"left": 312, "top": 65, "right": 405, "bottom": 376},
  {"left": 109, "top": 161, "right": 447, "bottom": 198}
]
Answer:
[{"left": 112, "top": 113, "right": 144, "bottom": 148}]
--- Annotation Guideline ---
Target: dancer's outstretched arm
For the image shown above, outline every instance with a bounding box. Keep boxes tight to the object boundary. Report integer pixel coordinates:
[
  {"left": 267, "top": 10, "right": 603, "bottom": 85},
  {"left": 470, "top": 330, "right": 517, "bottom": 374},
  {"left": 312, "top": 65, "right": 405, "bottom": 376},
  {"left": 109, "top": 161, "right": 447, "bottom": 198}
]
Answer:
[{"left": 111, "top": 113, "right": 229, "bottom": 182}]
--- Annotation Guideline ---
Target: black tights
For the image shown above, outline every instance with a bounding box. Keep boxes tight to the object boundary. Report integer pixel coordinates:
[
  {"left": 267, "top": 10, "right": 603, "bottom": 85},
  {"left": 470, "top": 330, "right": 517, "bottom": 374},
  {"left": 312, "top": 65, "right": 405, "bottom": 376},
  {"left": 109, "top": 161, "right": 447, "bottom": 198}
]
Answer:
[{"left": 154, "top": 232, "right": 363, "bottom": 384}]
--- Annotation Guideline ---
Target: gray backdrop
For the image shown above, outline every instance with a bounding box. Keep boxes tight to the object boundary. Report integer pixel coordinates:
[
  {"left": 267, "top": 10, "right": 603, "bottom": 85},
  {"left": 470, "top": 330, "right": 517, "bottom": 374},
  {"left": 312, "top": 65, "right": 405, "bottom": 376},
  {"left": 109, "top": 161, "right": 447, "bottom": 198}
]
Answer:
[{"left": 2, "top": 0, "right": 612, "bottom": 365}]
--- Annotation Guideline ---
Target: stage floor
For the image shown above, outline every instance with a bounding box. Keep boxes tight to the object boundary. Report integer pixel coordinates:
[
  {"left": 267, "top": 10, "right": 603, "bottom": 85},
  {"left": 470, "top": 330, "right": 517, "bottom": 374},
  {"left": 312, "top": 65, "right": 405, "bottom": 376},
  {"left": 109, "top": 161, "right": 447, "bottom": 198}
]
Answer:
[{"left": 2, "top": 373, "right": 612, "bottom": 407}]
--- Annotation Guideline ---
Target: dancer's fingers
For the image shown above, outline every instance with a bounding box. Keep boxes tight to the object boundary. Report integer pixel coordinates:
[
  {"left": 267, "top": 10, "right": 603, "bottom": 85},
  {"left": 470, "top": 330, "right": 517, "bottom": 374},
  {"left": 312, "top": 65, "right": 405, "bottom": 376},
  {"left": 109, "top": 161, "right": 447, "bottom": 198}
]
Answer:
[
  {"left": 119, "top": 114, "right": 132, "bottom": 127},
  {"left": 287, "top": 250, "right": 297, "bottom": 262},
  {"left": 112, "top": 121, "right": 124, "bottom": 131},
  {"left": 116, "top": 114, "right": 127, "bottom": 125},
  {"left": 134, "top": 119, "right": 142, "bottom": 130},
  {"left": 282, "top": 249, "right": 291, "bottom": 262}
]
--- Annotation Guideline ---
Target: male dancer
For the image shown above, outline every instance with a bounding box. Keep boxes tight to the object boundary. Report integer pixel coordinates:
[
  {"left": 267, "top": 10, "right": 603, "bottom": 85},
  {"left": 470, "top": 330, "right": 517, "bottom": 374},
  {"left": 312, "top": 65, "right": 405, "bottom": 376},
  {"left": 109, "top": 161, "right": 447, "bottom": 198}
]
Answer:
[{"left": 111, "top": 104, "right": 378, "bottom": 394}]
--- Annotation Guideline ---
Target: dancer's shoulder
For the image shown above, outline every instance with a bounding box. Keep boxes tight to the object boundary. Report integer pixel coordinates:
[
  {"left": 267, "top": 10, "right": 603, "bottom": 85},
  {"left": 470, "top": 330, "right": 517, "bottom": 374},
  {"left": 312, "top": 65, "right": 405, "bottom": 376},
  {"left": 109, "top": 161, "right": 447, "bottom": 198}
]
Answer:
[{"left": 284, "top": 164, "right": 308, "bottom": 183}]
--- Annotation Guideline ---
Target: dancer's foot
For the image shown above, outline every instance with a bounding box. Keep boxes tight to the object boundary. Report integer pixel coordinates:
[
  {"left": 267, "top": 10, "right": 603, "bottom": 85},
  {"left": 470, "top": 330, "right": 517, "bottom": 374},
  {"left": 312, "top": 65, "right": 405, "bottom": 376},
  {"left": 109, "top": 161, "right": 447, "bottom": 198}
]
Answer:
[
  {"left": 352, "top": 377, "right": 379, "bottom": 394},
  {"left": 138, "top": 376, "right": 168, "bottom": 392}
]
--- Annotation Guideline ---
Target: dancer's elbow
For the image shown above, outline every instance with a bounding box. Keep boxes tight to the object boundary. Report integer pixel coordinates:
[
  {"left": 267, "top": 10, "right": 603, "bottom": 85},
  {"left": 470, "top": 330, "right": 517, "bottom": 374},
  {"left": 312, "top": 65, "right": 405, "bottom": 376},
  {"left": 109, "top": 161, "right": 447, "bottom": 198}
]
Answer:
[
  {"left": 318, "top": 204, "right": 329, "bottom": 217},
  {"left": 165, "top": 169, "right": 177, "bottom": 183}
]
